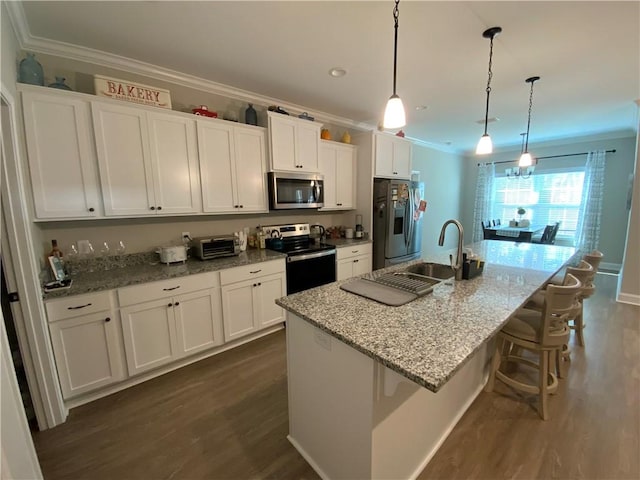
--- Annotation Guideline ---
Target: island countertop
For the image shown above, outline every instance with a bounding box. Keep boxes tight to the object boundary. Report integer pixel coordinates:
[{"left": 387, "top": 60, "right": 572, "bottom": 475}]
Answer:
[{"left": 276, "top": 240, "right": 577, "bottom": 393}]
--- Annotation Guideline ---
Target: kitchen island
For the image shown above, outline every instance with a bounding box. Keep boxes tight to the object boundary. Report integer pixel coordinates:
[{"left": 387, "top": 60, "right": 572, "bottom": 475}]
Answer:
[{"left": 276, "top": 240, "right": 577, "bottom": 479}]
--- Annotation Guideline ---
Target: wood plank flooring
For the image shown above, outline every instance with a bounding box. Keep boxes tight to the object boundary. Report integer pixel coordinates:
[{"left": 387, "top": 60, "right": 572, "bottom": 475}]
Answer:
[{"left": 33, "top": 274, "right": 639, "bottom": 479}]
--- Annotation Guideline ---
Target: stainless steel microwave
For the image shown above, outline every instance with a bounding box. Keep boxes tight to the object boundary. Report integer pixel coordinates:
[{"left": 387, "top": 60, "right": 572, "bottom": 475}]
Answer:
[{"left": 268, "top": 172, "right": 324, "bottom": 210}]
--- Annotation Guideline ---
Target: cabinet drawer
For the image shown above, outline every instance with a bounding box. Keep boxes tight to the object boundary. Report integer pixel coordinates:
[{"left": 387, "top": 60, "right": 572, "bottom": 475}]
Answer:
[
  {"left": 220, "top": 259, "right": 285, "bottom": 285},
  {"left": 46, "top": 291, "right": 114, "bottom": 322},
  {"left": 336, "top": 243, "right": 372, "bottom": 260},
  {"left": 118, "top": 272, "right": 219, "bottom": 307}
]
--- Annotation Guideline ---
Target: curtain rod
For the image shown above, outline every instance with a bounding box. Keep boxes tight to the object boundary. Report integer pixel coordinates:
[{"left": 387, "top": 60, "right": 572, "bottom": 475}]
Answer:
[{"left": 477, "top": 149, "right": 617, "bottom": 166}]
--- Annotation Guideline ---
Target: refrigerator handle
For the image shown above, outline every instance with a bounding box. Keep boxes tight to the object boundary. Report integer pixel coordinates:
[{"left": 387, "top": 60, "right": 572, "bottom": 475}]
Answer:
[{"left": 406, "top": 190, "right": 414, "bottom": 247}]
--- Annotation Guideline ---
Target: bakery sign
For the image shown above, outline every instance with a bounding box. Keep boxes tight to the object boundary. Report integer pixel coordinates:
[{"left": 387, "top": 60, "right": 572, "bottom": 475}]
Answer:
[{"left": 94, "top": 75, "right": 172, "bottom": 109}]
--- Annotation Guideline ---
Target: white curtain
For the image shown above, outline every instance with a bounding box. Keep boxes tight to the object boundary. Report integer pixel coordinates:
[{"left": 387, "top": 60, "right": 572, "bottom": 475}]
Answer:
[
  {"left": 472, "top": 163, "right": 496, "bottom": 243},
  {"left": 575, "top": 150, "right": 606, "bottom": 252}
]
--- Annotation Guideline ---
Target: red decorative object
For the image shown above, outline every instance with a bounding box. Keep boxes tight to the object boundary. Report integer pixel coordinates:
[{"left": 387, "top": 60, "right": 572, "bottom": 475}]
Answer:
[
  {"left": 396, "top": 130, "right": 405, "bottom": 137},
  {"left": 192, "top": 105, "right": 217, "bottom": 118}
]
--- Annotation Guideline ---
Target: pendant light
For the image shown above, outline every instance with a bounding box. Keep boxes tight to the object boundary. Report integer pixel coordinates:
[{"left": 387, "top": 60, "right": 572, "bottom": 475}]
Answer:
[
  {"left": 519, "top": 76, "right": 541, "bottom": 167},
  {"left": 383, "top": 0, "right": 406, "bottom": 129},
  {"left": 476, "top": 26, "right": 502, "bottom": 155}
]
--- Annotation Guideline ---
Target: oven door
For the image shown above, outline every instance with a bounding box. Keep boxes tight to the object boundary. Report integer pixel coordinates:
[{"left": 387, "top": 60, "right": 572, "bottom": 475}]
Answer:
[
  {"left": 286, "top": 249, "right": 336, "bottom": 294},
  {"left": 268, "top": 172, "right": 324, "bottom": 209}
]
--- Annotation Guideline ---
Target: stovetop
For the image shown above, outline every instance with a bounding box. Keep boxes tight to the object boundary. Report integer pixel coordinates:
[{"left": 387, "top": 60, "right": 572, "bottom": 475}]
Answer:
[{"left": 262, "top": 223, "right": 335, "bottom": 256}]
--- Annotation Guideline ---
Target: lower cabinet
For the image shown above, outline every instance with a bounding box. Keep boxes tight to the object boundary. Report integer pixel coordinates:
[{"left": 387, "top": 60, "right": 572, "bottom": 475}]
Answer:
[
  {"left": 118, "top": 272, "right": 222, "bottom": 376},
  {"left": 220, "top": 259, "right": 286, "bottom": 342},
  {"left": 46, "top": 291, "right": 126, "bottom": 399},
  {"left": 336, "top": 243, "right": 373, "bottom": 281}
]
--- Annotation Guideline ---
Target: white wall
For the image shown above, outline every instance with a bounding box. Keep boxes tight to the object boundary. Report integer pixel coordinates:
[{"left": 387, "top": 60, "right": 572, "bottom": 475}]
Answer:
[
  {"left": 461, "top": 134, "right": 637, "bottom": 266},
  {"left": 412, "top": 144, "right": 465, "bottom": 255}
]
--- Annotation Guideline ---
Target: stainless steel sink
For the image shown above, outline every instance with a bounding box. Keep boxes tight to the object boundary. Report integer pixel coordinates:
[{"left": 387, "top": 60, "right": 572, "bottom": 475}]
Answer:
[{"left": 405, "top": 262, "right": 455, "bottom": 280}]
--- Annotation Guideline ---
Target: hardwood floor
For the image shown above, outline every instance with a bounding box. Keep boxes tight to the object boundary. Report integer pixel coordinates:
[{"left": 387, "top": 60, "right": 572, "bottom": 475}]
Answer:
[{"left": 34, "top": 273, "right": 639, "bottom": 479}]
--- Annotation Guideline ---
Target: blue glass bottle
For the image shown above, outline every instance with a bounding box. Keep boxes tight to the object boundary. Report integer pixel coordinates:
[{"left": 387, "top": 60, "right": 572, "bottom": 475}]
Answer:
[
  {"left": 19, "top": 53, "right": 44, "bottom": 86},
  {"left": 48, "top": 77, "right": 72, "bottom": 91},
  {"left": 245, "top": 103, "right": 257, "bottom": 126}
]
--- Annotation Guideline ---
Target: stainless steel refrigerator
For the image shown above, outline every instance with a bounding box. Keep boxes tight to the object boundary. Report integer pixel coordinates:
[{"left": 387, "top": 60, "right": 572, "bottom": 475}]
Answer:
[{"left": 373, "top": 178, "right": 424, "bottom": 270}]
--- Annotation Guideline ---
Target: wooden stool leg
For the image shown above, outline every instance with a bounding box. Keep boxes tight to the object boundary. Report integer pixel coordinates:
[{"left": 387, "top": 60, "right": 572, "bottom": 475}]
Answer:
[
  {"left": 555, "top": 347, "right": 564, "bottom": 380},
  {"left": 539, "top": 350, "right": 550, "bottom": 420},
  {"left": 485, "top": 337, "right": 504, "bottom": 393},
  {"left": 575, "top": 303, "right": 585, "bottom": 347}
]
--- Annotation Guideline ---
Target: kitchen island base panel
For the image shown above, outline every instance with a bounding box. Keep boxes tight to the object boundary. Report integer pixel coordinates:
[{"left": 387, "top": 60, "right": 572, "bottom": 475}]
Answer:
[{"left": 286, "top": 313, "right": 491, "bottom": 479}]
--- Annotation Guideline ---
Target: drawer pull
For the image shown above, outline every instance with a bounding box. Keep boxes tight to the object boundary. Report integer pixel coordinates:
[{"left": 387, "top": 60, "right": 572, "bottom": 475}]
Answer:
[
  {"left": 353, "top": 259, "right": 359, "bottom": 263},
  {"left": 352, "top": 250, "right": 359, "bottom": 253},
  {"left": 105, "top": 317, "right": 111, "bottom": 322},
  {"left": 249, "top": 269, "right": 262, "bottom": 274},
  {"left": 162, "top": 286, "right": 181, "bottom": 291},
  {"left": 67, "top": 303, "right": 92, "bottom": 310}
]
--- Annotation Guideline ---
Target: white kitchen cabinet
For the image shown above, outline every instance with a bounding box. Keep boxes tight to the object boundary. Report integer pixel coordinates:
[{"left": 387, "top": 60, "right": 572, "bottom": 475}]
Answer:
[
  {"left": 197, "top": 119, "right": 268, "bottom": 213},
  {"left": 268, "top": 111, "right": 321, "bottom": 172},
  {"left": 46, "top": 291, "right": 125, "bottom": 399},
  {"left": 20, "top": 86, "right": 102, "bottom": 219},
  {"left": 336, "top": 243, "right": 373, "bottom": 281},
  {"left": 118, "top": 273, "right": 222, "bottom": 376},
  {"left": 92, "top": 101, "right": 201, "bottom": 216},
  {"left": 220, "top": 259, "right": 286, "bottom": 342},
  {"left": 319, "top": 140, "right": 356, "bottom": 210},
  {"left": 374, "top": 133, "right": 412, "bottom": 179}
]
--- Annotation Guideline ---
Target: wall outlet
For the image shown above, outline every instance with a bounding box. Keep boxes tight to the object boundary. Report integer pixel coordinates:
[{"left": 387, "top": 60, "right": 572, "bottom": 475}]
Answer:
[{"left": 182, "top": 232, "right": 190, "bottom": 239}]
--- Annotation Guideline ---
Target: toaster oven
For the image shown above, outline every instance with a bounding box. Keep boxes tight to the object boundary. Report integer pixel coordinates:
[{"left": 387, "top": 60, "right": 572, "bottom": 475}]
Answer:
[{"left": 192, "top": 235, "right": 240, "bottom": 260}]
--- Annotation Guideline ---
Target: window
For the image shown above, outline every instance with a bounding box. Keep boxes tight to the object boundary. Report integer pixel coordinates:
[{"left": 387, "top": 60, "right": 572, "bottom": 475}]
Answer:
[{"left": 493, "top": 169, "right": 585, "bottom": 242}]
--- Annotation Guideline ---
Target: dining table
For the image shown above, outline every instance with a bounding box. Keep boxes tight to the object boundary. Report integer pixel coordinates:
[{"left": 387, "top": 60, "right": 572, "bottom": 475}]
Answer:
[{"left": 485, "top": 224, "right": 546, "bottom": 242}]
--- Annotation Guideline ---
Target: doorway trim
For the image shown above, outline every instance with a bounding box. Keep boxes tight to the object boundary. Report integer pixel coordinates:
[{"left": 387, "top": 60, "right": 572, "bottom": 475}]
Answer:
[{"left": 1, "top": 84, "right": 67, "bottom": 428}]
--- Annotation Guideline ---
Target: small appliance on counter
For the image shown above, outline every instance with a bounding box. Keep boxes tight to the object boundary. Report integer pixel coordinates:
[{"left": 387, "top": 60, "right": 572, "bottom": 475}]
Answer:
[
  {"left": 191, "top": 235, "right": 240, "bottom": 260},
  {"left": 156, "top": 245, "right": 188, "bottom": 264}
]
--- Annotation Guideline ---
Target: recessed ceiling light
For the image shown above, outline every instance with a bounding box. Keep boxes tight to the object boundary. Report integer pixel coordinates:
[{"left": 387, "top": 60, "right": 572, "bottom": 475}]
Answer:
[
  {"left": 329, "top": 67, "right": 347, "bottom": 78},
  {"left": 476, "top": 117, "right": 500, "bottom": 124},
  {"left": 415, "top": 105, "right": 428, "bottom": 111}
]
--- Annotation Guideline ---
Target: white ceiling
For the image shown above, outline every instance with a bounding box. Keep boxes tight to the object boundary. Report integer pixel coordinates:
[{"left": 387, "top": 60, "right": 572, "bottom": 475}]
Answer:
[{"left": 13, "top": 1, "right": 640, "bottom": 153}]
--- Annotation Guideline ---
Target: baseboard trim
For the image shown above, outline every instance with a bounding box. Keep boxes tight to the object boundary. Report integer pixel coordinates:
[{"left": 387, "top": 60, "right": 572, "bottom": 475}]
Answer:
[
  {"left": 287, "top": 435, "right": 331, "bottom": 480},
  {"left": 616, "top": 291, "right": 640, "bottom": 306},
  {"left": 600, "top": 261, "right": 622, "bottom": 273}
]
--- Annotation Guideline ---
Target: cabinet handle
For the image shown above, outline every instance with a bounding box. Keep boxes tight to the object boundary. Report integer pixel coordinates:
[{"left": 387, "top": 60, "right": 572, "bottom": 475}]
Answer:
[
  {"left": 239, "top": 205, "right": 243, "bottom": 208},
  {"left": 162, "top": 286, "right": 181, "bottom": 291},
  {"left": 249, "top": 269, "right": 261, "bottom": 274},
  {"left": 67, "top": 303, "right": 92, "bottom": 310},
  {"left": 167, "top": 302, "right": 173, "bottom": 307},
  {"left": 157, "top": 206, "right": 162, "bottom": 211},
  {"left": 234, "top": 205, "right": 238, "bottom": 208},
  {"left": 150, "top": 206, "right": 156, "bottom": 210},
  {"left": 88, "top": 207, "right": 95, "bottom": 212},
  {"left": 105, "top": 317, "right": 111, "bottom": 322},
  {"left": 353, "top": 259, "right": 359, "bottom": 263},
  {"left": 337, "top": 203, "right": 342, "bottom": 206},
  {"left": 258, "top": 282, "right": 261, "bottom": 286},
  {"left": 174, "top": 302, "right": 180, "bottom": 306},
  {"left": 253, "top": 283, "right": 257, "bottom": 287}
]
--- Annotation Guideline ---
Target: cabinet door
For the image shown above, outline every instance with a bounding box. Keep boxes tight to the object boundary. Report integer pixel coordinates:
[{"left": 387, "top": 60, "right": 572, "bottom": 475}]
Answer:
[
  {"left": 221, "top": 280, "right": 257, "bottom": 342},
  {"left": 296, "top": 121, "right": 321, "bottom": 172},
  {"left": 48, "top": 312, "right": 125, "bottom": 398},
  {"left": 374, "top": 134, "right": 395, "bottom": 177},
  {"left": 352, "top": 254, "right": 372, "bottom": 277},
  {"left": 319, "top": 144, "right": 338, "bottom": 208},
  {"left": 393, "top": 139, "right": 412, "bottom": 178},
  {"left": 337, "top": 258, "right": 354, "bottom": 281},
  {"left": 120, "top": 298, "right": 177, "bottom": 375},
  {"left": 92, "top": 102, "right": 155, "bottom": 216},
  {"left": 147, "top": 112, "right": 201, "bottom": 214},
  {"left": 22, "top": 91, "right": 101, "bottom": 218},
  {"left": 197, "top": 120, "right": 236, "bottom": 213},
  {"left": 335, "top": 146, "right": 355, "bottom": 208},
  {"left": 234, "top": 127, "right": 268, "bottom": 212},
  {"left": 255, "top": 273, "right": 286, "bottom": 328},
  {"left": 269, "top": 114, "right": 298, "bottom": 171},
  {"left": 173, "top": 288, "right": 223, "bottom": 357}
]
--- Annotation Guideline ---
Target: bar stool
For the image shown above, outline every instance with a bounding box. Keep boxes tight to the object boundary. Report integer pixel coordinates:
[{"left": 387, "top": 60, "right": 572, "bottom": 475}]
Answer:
[{"left": 485, "top": 274, "right": 582, "bottom": 420}]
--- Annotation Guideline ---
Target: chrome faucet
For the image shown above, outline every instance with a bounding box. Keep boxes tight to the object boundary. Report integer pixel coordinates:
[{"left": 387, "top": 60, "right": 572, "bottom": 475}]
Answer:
[{"left": 438, "top": 219, "right": 464, "bottom": 280}]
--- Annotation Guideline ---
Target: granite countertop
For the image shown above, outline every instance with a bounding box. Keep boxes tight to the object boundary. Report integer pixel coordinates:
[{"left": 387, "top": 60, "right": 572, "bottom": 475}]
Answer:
[
  {"left": 43, "top": 248, "right": 286, "bottom": 300},
  {"left": 324, "top": 238, "right": 371, "bottom": 248},
  {"left": 276, "top": 240, "right": 577, "bottom": 393}
]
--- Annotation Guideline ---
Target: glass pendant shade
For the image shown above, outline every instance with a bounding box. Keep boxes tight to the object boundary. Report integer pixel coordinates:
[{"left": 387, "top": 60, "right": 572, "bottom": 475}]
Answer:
[
  {"left": 476, "top": 133, "right": 493, "bottom": 154},
  {"left": 519, "top": 152, "right": 533, "bottom": 167},
  {"left": 383, "top": 94, "right": 406, "bottom": 129}
]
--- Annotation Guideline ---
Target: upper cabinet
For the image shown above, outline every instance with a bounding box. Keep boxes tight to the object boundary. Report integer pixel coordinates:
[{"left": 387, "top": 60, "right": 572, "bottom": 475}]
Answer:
[
  {"left": 92, "top": 102, "right": 201, "bottom": 216},
  {"left": 374, "top": 133, "right": 412, "bottom": 179},
  {"left": 197, "top": 119, "right": 268, "bottom": 214},
  {"left": 319, "top": 140, "right": 356, "bottom": 210},
  {"left": 268, "top": 111, "right": 321, "bottom": 173},
  {"left": 21, "top": 87, "right": 103, "bottom": 219}
]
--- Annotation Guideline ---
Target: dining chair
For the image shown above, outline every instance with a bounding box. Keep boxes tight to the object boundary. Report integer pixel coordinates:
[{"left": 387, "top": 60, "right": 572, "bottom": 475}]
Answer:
[
  {"left": 485, "top": 274, "right": 582, "bottom": 420},
  {"left": 532, "top": 225, "right": 555, "bottom": 244},
  {"left": 548, "top": 221, "right": 561, "bottom": 244},
  {"left": 495, "top": 219, "right": 501, "bottom": 226}
]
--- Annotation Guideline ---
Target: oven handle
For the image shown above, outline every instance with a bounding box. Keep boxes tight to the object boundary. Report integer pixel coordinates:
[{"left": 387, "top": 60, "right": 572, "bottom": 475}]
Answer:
[{"left": 287, "top": 249, "right": 336, "bottom": 263}]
